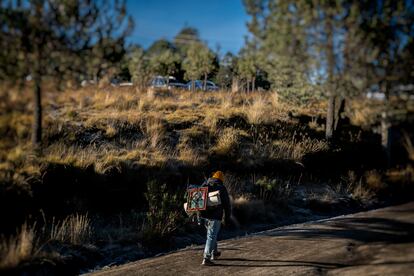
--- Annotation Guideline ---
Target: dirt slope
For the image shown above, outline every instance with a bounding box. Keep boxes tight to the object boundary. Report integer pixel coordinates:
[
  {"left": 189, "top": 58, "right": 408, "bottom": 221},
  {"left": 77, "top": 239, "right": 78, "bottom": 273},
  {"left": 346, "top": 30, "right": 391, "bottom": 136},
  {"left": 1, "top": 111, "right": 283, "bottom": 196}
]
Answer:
[{"left": 88, "top": 202, "right": 414, "bottom": 276}]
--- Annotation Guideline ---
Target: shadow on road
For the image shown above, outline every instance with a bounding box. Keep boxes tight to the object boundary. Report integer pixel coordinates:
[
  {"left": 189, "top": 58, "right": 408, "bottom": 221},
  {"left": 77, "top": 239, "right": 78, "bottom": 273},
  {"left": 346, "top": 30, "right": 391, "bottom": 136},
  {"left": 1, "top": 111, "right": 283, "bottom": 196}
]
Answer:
[
  {"left": 213, "top": 258, "right": 414, "bottom": 269},
  {"left": 265, "top": 217, "right": 414, "bottom": 244},
  {"left": 186, "top": 247, "right": 243, "bottom": 251},
  {"left": 216, "top": 258, "right": 345, "bottom": 269}
]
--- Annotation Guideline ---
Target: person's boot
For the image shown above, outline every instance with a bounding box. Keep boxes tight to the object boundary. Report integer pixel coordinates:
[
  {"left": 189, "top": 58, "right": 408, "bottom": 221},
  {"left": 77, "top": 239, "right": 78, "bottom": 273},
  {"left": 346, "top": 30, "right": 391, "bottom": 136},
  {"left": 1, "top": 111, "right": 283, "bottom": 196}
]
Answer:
[
  {"left": 202, "top": 258, "right": 214, "bottom": 266},
  {"left": 211, "top": 251, "right": 221, "bottom": 260}
]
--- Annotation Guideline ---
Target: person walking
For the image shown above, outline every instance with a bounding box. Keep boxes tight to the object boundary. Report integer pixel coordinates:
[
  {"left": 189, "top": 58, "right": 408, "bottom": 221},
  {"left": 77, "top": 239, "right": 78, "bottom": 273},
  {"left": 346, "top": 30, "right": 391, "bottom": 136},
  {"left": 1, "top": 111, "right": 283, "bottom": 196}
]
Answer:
[{"left": 200, "top": 171, "right": 231, "bottom": 266}]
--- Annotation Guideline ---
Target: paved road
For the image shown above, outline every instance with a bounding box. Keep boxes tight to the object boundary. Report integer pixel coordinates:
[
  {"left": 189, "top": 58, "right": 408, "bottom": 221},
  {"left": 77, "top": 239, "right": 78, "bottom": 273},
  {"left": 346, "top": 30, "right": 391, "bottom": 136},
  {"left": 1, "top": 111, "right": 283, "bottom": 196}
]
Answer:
[{"left": 90, "top": 202, "right": 414, "bottom": 276}]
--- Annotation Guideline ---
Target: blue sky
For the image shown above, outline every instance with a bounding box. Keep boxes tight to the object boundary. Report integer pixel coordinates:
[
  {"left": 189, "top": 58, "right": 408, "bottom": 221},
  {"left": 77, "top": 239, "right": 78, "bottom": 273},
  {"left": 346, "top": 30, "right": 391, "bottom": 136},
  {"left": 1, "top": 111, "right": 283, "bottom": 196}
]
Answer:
[{"left": 126, "top": 0, "right": 249, "bottom": 55}]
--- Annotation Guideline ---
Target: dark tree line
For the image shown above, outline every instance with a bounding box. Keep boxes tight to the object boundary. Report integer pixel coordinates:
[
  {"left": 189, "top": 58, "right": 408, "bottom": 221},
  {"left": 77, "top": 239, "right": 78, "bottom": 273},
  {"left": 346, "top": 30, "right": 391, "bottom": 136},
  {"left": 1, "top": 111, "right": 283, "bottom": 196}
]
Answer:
[
  {"left": 0, "top": 0, "right": 132, "bottom": 147},
  {"left": 242, "top": 0, "right": 414, "bottom": 140},
  {"left": 1, "top": 0, "right": 413, "bottom": 149}
]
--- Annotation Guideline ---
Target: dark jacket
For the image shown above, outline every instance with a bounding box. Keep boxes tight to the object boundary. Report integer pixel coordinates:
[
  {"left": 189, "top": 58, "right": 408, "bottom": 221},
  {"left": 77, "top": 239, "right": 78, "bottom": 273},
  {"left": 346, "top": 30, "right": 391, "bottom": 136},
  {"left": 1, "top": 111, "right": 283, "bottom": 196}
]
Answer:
[{"left": 200, "top": 178, "right": 231, "bottom": 222}]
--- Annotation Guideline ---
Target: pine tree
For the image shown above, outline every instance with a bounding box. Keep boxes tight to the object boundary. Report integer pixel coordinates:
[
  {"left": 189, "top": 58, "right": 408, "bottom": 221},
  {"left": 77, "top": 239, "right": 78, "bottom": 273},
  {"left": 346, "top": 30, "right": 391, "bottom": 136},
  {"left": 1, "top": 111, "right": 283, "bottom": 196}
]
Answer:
[
  {"left": 149, "top": 49, "right": 180, "bottom": 84},
  {"left": 0, "top": 0, "right": 132, "bottom": 148},
  {"left": 255, "top": 1, "right": 313, "bottom": 103},
  {"left": 173, "top": 27, "right": 201, "bottom": 58},
  {"left": 128, "top": 46, "right": 151, "bottom": 91},
  {"left": 242, "top": 0, "right": 413, "bottom": 142},
  {"left": 183, "top": 42, "right": 215, "bottom": 91},
  {"left": 215, "top": 52, "right": 237, "bottom": 90},
  {"left": 237, "top": 46, "right": 258, "bottom": 92}
]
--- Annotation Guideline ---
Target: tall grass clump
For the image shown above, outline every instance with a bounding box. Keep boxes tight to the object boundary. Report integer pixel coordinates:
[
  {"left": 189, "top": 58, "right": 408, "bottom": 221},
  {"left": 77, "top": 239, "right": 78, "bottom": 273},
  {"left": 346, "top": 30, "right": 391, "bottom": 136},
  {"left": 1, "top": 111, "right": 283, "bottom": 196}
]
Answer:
[
  {"left": 403, "top": 131, "right": 414, "bottom": 161},
  {"left": 0, "top": 213, "right": 93, "bottom": 271},
  {"left": 243, "top": 96, "right": 268, "bottom": 124},
  {"left": 49, "top": 214, "right": 92, "bottom": 245},
  {"left": 143, "top": 180, "right": 182, "bottom": 244},
  {"left": 212, "top": 128, "right": 239, "bottom": 155},
  {"left": 364, "top": 170, "right": 386, "bottom": 192},
  {"left": 336, "top": 171, "right": 375, "bottom": 202},
  {"left": 178, "top": 145, "right": 204, "bottom": 166},
  {"left": 271, "top": 136, "right": 328, "bottom": 161},
  {"left": 202, "top": 109, "right": 220, "bottom": 132},
  {"left": 141, "top": 117, "right": 165, "bottom": 149},
  {"left": 0, "top": 224, "right": 38, "bottom": 270}
]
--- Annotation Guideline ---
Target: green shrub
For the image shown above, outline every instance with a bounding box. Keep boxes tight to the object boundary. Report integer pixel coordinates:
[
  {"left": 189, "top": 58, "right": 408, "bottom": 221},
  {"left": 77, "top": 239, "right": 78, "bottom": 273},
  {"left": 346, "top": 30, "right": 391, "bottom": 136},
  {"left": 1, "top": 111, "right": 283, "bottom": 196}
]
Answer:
[
  {"left": 143, "top": 180, "right": 183, "bottom": 244},
  {"left": 254, "top": 176, "right": 291, "bottom": 204}
]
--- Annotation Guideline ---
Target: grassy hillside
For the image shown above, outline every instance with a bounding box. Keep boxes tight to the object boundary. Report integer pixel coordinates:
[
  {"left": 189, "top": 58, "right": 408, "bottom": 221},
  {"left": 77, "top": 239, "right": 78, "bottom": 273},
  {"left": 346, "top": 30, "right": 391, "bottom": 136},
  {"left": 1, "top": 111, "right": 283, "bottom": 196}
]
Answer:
[{"left": 0, "top": 85, "right": 413, "bottom": 273}]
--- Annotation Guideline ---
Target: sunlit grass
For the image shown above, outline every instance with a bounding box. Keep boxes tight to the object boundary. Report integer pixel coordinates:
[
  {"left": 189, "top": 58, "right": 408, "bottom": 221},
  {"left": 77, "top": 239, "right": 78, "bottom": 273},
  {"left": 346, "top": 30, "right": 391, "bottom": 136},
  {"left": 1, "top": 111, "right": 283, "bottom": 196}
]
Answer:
[{"left": 0, "top": 85, "right": 332, "bottom": 179}]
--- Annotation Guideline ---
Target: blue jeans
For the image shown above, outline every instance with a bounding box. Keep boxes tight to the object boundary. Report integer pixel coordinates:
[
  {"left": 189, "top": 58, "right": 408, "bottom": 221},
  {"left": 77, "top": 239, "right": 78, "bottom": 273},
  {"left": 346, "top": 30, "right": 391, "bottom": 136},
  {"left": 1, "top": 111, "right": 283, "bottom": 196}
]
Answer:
[{"left": 203, "top": 219, "right": 221, "bottom": 259}]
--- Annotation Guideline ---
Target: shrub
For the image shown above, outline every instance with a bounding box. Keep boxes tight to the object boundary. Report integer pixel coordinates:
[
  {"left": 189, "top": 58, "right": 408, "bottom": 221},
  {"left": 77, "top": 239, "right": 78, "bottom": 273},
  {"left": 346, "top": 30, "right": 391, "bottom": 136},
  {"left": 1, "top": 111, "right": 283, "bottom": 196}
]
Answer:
[
  {"left": 254, "top": 176, "right": 292, "bottom": 204},
  {"left": 143, "top": 181, "right": 182, "bottom": 244}
]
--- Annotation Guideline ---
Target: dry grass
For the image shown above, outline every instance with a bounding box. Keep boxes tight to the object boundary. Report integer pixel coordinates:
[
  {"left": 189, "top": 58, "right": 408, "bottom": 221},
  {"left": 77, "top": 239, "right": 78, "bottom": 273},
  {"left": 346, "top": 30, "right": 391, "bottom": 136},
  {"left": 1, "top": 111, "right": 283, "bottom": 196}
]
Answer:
[
  {"left": 0, "top": 213, "right": 92, "bottom": 270},
  {"left": 347, "top": 98, "right": 384, "bottom": 128},
  {"left": 43, "top": 143, "right": 97, "bottom": 169},
  {"left": 365, "top": 170, "right": 386, "bottom": 192},
  {"left": 1, "top": 84, "right": 407, "bottom": 271},
  {"left": 403, "top": 131, "right": 414, "bottom": 161},
  {"left": 1, "top": 85, "right": 330, "bottom": 177},
  {"left": 211, "top": 128, "right": 240, "bottom": 155},
  {"left": 177, "top": 144, "right": 205, "bottom": 166},
  {"left": 270, "top": 137, "right": 329, "bottom": 161},
  {"left": 141, "top": 116, "right": 166, "bottom": 149},
  {"left": 351, "top": 182, "right": 374, "bottom": 201},
  {"left": 0, "top": 224, "right": 37, "bottom": 270},
  {"left": 386, "top": 165, "right": 414, "bottom": 187},
  {"left": 49, "top": 214, "right": 92, "bottom": 245},
  {"left": 338, "top": 171, "right": 375, "bottom": 202},
  {"left": 243, "top": 96, "right": 269, "bottom": 124}
]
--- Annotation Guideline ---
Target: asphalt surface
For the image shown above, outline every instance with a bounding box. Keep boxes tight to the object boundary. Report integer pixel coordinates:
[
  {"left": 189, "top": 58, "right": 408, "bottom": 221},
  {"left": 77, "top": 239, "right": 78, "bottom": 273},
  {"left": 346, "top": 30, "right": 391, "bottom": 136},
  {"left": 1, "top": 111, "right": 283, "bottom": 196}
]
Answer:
[{"left": 89, "top": 202, "right": 414, "bottom": 276}]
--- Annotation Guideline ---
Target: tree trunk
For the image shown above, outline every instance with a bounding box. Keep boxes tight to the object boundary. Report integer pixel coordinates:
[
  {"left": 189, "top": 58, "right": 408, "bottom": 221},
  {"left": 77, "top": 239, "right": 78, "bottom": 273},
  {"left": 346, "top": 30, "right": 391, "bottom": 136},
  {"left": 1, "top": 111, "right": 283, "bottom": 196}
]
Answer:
[
  {"left": 381, "top": 111, "right": 391, "bottom": 166},
  {"left": 231, "top": 77, "right": 239, "bottom": 93},
  {"left": 203, "top": 73, "right": 207, "bottom": 91},
  {"left": 381, "top": 82, "right": 392, "bottom": 167},
  {"left": 325, "top": 14, "right": 336, "bottom": 141},
  {"left": 326, "top": 95, "right": 335, "bottom": 140},
  {"left": 32, "top": 77, "right": 42, "bottom": 147},
  {"left": 252, "top": 76, "right": 256, "bottom": 92},
  {"left": 334, "top": 97, "right": 346, "bottom": 131},
  {"left": 191, "top": 80, "right": 195, "bottom": 92}
]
